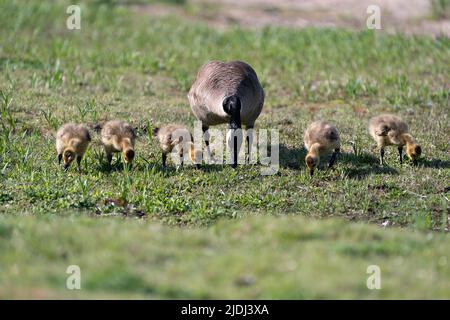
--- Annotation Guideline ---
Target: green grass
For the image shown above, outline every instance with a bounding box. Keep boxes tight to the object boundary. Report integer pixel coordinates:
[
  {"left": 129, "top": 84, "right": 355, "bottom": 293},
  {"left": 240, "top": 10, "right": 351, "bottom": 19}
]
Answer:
[
  {"left": 430, "top": 0, "right": 450, "bottom": 19},
  {"left": 1, "top": 215, "right": 449, "bottom": 299},
  {"left": 0, "top": 0, "right": 449, "bottom": 298}
]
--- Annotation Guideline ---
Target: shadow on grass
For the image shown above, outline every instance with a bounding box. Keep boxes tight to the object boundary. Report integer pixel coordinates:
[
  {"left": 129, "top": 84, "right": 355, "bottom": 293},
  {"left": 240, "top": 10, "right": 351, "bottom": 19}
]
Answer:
[
  {"left": 419, "top": 158, "right": 450, "bottom": 169},
  {"left": 279, "top": 144, "right": 307, "bottom": 169},
  {"left": 0, "top": 57, "right": 44, "bottom": 69},
  {"left": 339, "top": 152, "right": 398, "bottom": 179},
  {"left": 196, "top": 164, "right": 227, "bottom": 173},
  {"left": 144, "top": 162, "right": 227, "bottom": 176},
  {"left": 344, "top": 165, "right": 399, "bottom": 180},
  {"left": 278, "top": 145, "right": 395, "bottom": 180},
  {"left": 98, "top": 162, "right": 131, "bottom": 173}
]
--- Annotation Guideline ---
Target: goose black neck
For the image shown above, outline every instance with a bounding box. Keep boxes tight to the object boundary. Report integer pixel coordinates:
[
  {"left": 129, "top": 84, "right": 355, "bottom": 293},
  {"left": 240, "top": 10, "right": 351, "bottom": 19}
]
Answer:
[
  {"left": 223, "top": 96, "right": 241, "bottom": 130},
  {"left": 230, "top": 110, "right": 241, "bottom": 130}
]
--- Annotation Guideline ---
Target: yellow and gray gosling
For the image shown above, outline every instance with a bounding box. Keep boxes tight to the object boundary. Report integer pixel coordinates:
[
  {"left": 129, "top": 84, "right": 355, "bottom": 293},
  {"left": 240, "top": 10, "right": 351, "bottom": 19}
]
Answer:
[
  {"left": 368, "top": 114, "right": 421, "bottom": 165},
  {"left": 152, "top": 124, "right": 202, "bottom": 168},
  {"left": 56, "top": 123, "right": 91, "bottom": 171},
  {"left": 303, "top": 120, "right": 340, "bottom": 176},
  {"left": 101, "top": 120, "right": 136, "bottom": 166}
]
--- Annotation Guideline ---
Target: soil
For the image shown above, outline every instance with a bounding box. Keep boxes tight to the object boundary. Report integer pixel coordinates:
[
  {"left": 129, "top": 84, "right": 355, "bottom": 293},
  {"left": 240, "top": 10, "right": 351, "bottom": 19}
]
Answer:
[{"left": 132, "top": 0, "right": 449, "bottom": 37}]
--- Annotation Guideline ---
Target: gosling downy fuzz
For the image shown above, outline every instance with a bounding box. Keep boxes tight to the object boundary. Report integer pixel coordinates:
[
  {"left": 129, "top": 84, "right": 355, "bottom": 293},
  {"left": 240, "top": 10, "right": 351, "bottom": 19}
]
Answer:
[
  {"left": 101, "top": 120, "right": 136, "bottom": 166},
  {"left": 56, "top": 123, "right": 91, "bottom": 171},
  {"left": 303, "top": 120, "right": 340, "bottom": 176},
  {"left": 152, "top": 124, "right": 202, "bottom": 168},
  {"left": 368, "top": 114, "right": 422, "bottom": 165}
]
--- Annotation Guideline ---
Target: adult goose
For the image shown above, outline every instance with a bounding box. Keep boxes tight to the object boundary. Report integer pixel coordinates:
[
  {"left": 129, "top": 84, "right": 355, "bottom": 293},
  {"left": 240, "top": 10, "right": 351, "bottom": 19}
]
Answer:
[{"left": 188, "top": 60, "right": 265, "bottom": 167}]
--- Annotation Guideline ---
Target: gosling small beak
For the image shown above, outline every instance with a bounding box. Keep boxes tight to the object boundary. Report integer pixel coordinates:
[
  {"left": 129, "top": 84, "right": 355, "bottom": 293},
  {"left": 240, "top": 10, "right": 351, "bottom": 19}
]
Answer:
[
  {"left": 309, "top": 169, "right": 314, "bottom": 176},
  {"left": 412, "top": 159, "right": 418, "bottom": 166},
  {"left": 63, "top": 164, "right": 70, "bottom": 171},
  {"left": 195, "top": 164, "right": 201, "bottom": 169}
]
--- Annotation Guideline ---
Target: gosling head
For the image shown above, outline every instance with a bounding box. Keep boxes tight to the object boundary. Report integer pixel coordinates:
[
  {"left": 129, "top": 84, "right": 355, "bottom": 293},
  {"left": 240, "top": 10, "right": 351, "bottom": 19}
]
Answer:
[
  {"left": 123, "top": 149, "right": 135, "bottom": 164},
  {"left": 406, "top": 144, "right": 422, "bottom": 166},
  {"left": 63, "top": 147, "right": 76, "bottom": 170},
  {"left": 305, "top": 154, "right": 319, "bottom": 176}
]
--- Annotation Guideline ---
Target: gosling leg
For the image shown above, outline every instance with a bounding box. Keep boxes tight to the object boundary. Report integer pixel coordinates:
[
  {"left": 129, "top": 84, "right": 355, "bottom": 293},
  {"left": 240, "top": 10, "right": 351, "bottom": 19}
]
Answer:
[
  {"left": 76, "top": 155, "right": 82, "bottom": 172},
  {"left": 328, "top": 148, "right": 340, "bottom": 169},
  {"left": 379, "top": 147, "right": 385, "bottom": 165},
  {"left": 106, "top": 153, "right": 113, "bottom": 167},
  {"left": 398, "top": 146, "right": 403, "bottom": 165},
  {"left": 162, "top": 152, "right": 167, "bottom": 167}
]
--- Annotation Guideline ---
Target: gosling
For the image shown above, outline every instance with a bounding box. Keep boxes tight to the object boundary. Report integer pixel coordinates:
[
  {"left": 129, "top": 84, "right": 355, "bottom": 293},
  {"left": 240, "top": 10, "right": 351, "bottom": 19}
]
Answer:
[
  {"left": 56, "top": 123, "right": 91, "bottom": 171},
  {"left": 368, "top": 114, "right": 421, "bottom": 165},
  {"left": 101, "top": 120, "right": 136, "bottom": 166},
  {"left": 303, "top": 120, "right": 340, "bottom": 176},
  {"left": 152, "top": 124, "right": 202, "bottom": 168}
]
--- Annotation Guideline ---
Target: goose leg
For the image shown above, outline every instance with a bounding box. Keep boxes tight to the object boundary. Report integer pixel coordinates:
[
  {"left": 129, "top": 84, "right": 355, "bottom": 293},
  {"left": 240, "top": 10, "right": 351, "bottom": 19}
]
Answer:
[
  {"left": 179, "top": 148, "right": 184, "bottom": 167},
  {"left": 398, "top": 146, "right": 403, "bottom": 164},
  {"left": 246, "top": 125, "right": 254, "bottom": 164},
  {"left": 58, "top": 154, "right": 62, "bottom": 165},
  {"left": 328, "top": 148, "right": 340, "bottom": 169},
  {"left": 202, "top": 125, "right": 211, "bottom": 163}
]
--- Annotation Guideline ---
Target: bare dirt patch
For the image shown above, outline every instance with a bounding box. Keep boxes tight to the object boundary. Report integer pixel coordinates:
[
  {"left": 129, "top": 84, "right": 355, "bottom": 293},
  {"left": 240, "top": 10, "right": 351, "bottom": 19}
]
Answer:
[{"left": 133, "top": 0, "right": 449, "bottom": 37}]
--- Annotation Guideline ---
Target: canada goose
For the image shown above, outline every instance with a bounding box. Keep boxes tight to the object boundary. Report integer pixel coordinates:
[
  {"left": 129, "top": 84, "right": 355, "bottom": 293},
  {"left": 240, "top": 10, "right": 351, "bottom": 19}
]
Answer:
[
  {"left": 56, "top": 123, "right": 91, "bottom": 171},
  {"left": 188, "top": 60, "right": 265, "bottom": 167},
  {"left": 152, "top": 124, "right": 202, "bottom": 168},
  {"left": 369, "top": 114, "right": 422, "bottom": 165},
  {"left": 101, "top": 120, "right": 136, "bottom": 166},
  {"left": 303, "top": 120, "right": 340, "bottom": 176}
]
